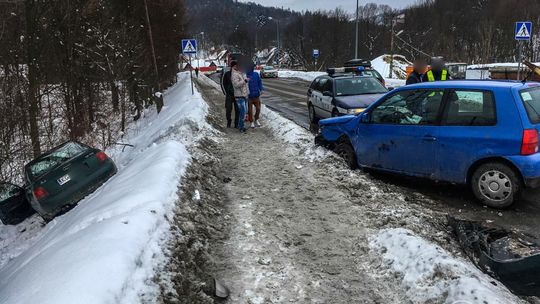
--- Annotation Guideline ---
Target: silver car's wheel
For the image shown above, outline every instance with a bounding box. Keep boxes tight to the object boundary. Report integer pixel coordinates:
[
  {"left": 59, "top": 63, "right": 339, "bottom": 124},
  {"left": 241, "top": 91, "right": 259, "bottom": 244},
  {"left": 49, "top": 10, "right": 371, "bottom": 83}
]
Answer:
[
  {"left": 471, "top": 163, "right": 520, "bottom": 209},
  {"left": 308, "top": 103, "right": 318, "bottom": 123}
]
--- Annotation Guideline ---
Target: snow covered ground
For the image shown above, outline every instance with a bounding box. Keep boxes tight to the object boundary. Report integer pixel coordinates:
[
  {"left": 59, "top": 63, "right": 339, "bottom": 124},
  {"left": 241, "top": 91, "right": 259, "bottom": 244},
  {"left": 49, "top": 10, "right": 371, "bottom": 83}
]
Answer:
[
  {"left": 277, "top": 70, "right": 325, "bottom": 82},
  {"left": 259, "top": 94, "right": 524, "bottom": 303},
  {"left": 370, "top": 228, "right": 524, "bottom": 304},
  {"left": 278, "top": 54, "right": 409, "bottom": 88},
  {"left": 371, "top": 54, "right": 411, "bottom": 80},
  {"left": 0, "top": 72, "right": 211, "bottom": 304},
  {"left": 196, "top": 73, "right": 525, "bottom": 303},
  {"left": 279, "top": 69, "right": 406, "bottom": 88}
]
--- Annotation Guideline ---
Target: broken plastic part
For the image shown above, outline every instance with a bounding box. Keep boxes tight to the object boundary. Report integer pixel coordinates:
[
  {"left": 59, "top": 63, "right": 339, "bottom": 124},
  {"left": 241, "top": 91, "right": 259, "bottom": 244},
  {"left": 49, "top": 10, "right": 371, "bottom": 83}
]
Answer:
[
  {"left": 214, "top": 279, "right": 230, "bottom": 299},
  {"left": 448, "top": 216, "right": 540, "bottom": 296}
]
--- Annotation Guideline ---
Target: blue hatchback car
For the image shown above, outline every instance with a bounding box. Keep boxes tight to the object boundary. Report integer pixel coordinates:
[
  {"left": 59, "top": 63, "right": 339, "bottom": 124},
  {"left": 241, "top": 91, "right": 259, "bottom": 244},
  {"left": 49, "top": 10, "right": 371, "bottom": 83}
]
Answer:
[{"left": 317, "top": 80, "right": 540, "bottom": 208}]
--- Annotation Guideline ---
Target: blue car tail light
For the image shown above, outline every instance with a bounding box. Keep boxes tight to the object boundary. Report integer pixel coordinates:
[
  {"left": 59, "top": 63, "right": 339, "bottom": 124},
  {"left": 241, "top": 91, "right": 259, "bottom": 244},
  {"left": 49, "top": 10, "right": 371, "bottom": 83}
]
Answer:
[{"left": 521, "top": 129, "right": 539, "bottom": 155}]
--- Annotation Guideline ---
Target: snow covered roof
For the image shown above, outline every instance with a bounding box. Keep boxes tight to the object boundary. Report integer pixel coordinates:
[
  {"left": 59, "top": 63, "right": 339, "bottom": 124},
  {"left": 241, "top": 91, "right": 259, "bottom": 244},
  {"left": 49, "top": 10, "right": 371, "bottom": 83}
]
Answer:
[
  {"left": 371, "top": 54, "right": 411, "bottom": 80},
  {"left": 468, "top": 62, "right": 540, "bottom": 70}
]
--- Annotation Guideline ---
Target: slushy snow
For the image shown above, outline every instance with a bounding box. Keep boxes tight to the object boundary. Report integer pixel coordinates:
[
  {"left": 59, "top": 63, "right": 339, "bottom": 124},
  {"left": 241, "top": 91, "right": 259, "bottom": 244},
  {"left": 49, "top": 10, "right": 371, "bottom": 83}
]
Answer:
[
  {"left": 370, "top": 228, "right": 525, "bottom": 304},
  {"left": 0, "top": 72, "right": 210, "bottom": 304}
]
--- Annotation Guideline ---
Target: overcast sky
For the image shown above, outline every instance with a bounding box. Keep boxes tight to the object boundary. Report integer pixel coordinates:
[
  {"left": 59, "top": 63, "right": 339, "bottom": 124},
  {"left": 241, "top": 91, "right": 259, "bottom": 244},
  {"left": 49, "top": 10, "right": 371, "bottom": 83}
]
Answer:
[{"left": 239, "top": 0, "right": 419, "bottom": 12}]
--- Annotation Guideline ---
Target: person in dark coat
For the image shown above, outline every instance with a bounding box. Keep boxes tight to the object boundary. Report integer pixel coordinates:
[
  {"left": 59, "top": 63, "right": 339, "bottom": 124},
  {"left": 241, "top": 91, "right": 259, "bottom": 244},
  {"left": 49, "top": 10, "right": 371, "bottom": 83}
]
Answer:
[
  {"left": 221, "top": 62, "right": 240, "bottom": 128},
  {"left": 406, "top": 59, "right": 427, "bottom": 85}
]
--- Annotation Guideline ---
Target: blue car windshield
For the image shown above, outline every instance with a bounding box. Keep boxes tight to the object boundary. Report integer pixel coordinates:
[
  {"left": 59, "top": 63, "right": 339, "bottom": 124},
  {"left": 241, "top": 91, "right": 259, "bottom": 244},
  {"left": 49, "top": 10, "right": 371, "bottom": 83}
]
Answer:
[
  {"left": 520, "top": 87, "right": 540, "bottom": 124},
  {"left": 335, "top": 77, "right": 387, "bottom": 96}
]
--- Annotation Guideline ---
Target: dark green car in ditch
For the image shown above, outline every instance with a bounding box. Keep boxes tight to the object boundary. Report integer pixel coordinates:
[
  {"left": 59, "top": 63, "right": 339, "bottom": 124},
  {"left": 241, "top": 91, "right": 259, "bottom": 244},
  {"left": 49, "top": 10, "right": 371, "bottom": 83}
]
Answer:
[{"left": 0, "top": 141, "right": 117, "bottom": 224}]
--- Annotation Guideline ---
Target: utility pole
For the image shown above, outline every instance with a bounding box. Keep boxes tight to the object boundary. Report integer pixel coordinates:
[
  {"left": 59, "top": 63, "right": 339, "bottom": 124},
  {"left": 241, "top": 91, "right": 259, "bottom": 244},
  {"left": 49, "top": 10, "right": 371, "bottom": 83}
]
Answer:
[
  {"left": 143, "top": 0, "right": 159, "bottom": 89},
  {"left": 388, "top": 14, "right": 405, "bottom": 79},
  {"left": 355, "top": 0, "right": 359, "bottom": 59},
  {"left": 200, "top": 32, "right": 205, "bottom": 59},
  {"left": 517, "top": 42, "right": 522, "bottom": 80},
  {"left": 389, "top": 17, "right": 395, "bottom": 79},
  {"left": 277, "top": 20, "right": 280, "bottom": 69},
  {"left": 268, "top": 17, "right": 281, "bottom": 68}
]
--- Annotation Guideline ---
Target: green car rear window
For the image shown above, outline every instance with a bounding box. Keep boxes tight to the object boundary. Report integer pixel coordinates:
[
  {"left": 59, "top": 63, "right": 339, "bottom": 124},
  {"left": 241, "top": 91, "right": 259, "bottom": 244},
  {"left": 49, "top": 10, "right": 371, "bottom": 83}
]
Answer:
[
  {"left": 520, "top": 87, "right": 540, "bottom": 124},
  {"left": 27, "top": 142, "right": 87, "bottom": 180}
]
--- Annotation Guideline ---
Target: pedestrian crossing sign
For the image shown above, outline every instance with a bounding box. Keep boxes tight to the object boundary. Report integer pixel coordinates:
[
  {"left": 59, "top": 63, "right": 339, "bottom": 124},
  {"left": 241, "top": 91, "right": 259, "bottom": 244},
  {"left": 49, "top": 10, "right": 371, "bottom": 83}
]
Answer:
[
  {"left": 182, "top": 39, "right": 198, "bottom": 55},
  {"left": 515, "top": 22, "right": 532, "bottom": 41}
]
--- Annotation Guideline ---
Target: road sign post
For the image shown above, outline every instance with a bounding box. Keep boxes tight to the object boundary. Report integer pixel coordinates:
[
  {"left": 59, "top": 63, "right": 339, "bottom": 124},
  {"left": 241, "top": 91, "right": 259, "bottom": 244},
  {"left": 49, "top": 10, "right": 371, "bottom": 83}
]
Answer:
[
  {"left": 515, "top": 22, "right": 532, "bottom": 80},
  {"left": 182, "top": 39, "right": 198, "bottom": 95},
  {"left": 313, "top": 49, "right": 320, "bottom": 69}
]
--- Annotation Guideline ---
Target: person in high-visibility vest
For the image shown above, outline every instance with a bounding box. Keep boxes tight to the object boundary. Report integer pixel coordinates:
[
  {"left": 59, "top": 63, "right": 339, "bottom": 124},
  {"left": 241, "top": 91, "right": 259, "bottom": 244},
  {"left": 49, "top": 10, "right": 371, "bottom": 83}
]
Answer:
[{"left": 422, "top": 57, "right": 451, "bottom": 82}]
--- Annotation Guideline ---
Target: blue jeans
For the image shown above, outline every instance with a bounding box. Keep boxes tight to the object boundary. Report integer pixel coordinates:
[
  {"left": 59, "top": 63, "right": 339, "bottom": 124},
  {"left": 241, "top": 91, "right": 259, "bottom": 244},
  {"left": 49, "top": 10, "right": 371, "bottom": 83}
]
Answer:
[{"left": 236, "top": 97, "right": 247, "bottom": 130}]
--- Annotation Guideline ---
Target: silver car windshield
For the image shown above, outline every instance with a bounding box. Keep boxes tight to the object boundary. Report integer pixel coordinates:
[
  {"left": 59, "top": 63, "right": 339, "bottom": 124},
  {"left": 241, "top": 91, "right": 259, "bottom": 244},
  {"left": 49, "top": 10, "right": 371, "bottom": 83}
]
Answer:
[{"left": 335, "top": 77, "right": 387, "bottom": 96}]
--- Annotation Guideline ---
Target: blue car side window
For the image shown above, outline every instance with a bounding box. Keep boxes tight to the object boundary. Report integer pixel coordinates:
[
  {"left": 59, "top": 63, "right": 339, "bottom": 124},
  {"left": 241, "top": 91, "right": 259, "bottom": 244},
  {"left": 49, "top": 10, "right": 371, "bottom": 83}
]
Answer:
[
  {"left": 370, "top": 90, "right": 444, "bottom": 125},
  {"left": 442, "top": 90, "right": 496, "bottom": 126}
]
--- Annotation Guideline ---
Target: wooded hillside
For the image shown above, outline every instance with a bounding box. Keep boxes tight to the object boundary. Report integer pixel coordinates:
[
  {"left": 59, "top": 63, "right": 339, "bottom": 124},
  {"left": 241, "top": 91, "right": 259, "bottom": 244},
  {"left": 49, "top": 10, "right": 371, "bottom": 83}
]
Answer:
[
  {"left": 0, "top": 0, "right": 187, "bottom": 182},
  {"left": 186, "top": 0, "right": 540, "bottom": 67}
]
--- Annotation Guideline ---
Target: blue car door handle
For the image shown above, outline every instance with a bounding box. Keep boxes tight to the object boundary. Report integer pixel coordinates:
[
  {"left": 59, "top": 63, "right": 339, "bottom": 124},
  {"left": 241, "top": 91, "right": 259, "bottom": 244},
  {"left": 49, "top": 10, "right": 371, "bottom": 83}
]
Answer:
[{"left": 422, "top": 135, "right": 437, "bottom": 142}]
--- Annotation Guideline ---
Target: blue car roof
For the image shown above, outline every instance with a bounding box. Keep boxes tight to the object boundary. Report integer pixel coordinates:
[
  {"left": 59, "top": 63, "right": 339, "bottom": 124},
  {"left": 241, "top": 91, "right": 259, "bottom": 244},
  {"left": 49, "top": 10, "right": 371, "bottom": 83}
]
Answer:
[{"left": 401, "top": 80, "right": 540, "bottom": 90}]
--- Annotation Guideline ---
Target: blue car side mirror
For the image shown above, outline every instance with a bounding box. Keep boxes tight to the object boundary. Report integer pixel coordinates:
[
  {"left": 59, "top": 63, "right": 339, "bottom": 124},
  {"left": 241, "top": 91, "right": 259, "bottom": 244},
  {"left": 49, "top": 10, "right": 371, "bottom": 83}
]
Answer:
[{"left": 360, "top": 112, "right": 370, "bottom": 123}]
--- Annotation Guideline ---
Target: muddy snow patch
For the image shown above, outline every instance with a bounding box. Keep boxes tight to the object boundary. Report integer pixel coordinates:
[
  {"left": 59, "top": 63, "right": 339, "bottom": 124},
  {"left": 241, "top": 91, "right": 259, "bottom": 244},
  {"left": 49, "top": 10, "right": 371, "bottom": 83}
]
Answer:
[
  {"left": 369, "top": 228, "right": 525, "bottom": 304},
  {"left": 262, "top": 105, "right": 329, "bottom": 162}
]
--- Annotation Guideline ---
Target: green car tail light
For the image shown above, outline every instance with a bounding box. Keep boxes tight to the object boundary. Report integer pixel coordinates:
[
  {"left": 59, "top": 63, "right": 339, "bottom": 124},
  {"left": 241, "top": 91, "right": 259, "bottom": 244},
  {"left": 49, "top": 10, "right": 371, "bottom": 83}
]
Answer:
[
  {"left": 96, "top": 151, "right": 108, "bottom": 162},
  {"left": 33, "top": 186, "right": 48, "bottom": 201}
]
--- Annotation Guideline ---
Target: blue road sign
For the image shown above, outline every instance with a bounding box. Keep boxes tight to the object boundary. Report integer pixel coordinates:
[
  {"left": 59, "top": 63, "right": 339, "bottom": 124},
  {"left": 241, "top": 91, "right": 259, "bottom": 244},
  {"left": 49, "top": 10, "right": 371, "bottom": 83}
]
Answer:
[
  {"left": 313, "top": 49, "right": 320, "bottom": 59},
  {"left": 182, "top": 39, "right": 198, "bottom": 55},
  {"left": 515, "top": 22, "right": 532, "bottom": 41}
]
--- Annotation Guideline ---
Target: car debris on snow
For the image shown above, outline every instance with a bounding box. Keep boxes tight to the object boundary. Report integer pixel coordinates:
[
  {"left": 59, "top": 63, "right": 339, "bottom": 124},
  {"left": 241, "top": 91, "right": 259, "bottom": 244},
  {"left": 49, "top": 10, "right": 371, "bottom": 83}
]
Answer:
[
  {"left": 370, "top": 227, "right": 525, "bottom": 303},
  {"left": 448, "top": 216, "right": 540, "bottom": 296},
  {"left": 192, "top": 189, "right": 201, "bottom": 201}
]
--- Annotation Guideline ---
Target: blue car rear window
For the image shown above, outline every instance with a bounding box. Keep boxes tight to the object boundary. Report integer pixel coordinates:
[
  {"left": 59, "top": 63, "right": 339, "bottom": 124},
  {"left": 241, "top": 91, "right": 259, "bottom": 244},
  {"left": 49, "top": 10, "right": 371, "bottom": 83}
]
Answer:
[{"left": 520, "top": 87, "right": 540, "bottom": 124}]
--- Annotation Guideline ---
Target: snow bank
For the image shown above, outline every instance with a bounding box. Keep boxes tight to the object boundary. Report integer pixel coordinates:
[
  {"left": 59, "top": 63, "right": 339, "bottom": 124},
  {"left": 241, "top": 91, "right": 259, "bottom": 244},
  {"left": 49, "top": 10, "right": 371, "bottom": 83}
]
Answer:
[
  {"left": 278, "top": 67, "right": 406, "bottom": 88},
  {"left": 370, "top": 228, "right": 524, "bottom": 304},
  {"left": 278, "top": 70, "right": 325, "bottom": 82},
  {"left": 371, "top": 54, "right": 411, "bottom": 80},
  {"left": 0, "top": 72, "right": 210, "bottom": 304},
  {"left": 384, "top": 78, "right": 406, "bottom": 88},
  {"left": 261, "top": 105, "right": 329, "bottom": 162},
  {"left": 468, "top": 62, "right": 540, "bottom": 70}
]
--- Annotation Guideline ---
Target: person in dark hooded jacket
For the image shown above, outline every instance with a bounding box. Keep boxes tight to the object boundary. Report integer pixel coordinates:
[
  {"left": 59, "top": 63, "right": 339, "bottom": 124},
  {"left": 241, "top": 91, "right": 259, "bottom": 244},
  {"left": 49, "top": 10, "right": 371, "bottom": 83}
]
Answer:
[{"left": 406, "top": 59, "right": 427, "bottom": 85}]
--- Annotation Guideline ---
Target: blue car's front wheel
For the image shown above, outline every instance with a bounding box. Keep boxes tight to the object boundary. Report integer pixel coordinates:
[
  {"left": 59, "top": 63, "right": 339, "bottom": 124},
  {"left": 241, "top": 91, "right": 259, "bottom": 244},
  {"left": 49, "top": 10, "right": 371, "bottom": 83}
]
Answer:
[{"left": 335, "top": 142, "right": 357, "bottom": 170}]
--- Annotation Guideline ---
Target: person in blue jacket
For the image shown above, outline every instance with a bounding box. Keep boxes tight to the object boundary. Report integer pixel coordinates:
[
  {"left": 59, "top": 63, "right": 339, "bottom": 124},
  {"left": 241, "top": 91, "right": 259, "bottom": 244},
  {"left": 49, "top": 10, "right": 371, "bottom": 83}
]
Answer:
[{"left": 247, "top": 64, "right": 264, "bottom": 128}]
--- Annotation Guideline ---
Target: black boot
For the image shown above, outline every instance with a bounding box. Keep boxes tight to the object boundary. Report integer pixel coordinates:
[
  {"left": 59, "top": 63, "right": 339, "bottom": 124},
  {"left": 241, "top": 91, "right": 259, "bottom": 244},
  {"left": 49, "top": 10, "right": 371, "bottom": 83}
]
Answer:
[{"left": 227, "top": 120, "right": 231, "bottom": 128}]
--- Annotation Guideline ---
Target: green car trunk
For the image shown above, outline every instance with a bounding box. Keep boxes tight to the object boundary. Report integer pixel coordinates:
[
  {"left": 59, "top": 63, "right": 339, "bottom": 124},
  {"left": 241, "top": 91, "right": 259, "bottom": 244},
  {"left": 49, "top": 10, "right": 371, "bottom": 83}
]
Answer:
[{"left": 25, "top": 142, "right": 117, "bottom": 221}]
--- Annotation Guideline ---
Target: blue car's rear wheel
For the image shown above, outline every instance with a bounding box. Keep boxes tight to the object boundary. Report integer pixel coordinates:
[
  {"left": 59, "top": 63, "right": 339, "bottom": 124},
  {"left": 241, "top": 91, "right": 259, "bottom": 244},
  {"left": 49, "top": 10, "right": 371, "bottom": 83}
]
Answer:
[{"left": 471, "top": 163, "right": 521, "bottom": 209}]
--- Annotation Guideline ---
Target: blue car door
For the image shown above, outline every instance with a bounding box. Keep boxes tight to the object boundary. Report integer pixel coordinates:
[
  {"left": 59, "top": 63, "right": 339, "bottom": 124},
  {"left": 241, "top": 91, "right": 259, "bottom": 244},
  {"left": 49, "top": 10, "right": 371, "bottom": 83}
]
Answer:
[{"left": 358, "top": 89, "right": 445, "bottom": 177}]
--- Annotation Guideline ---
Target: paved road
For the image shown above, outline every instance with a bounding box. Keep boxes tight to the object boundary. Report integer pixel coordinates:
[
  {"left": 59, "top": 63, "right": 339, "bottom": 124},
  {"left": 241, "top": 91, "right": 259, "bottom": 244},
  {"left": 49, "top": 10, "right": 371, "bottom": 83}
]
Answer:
[
  {"left": 210, "top": 73, "right": 540, "bottom": 239},
  {"left": 262, "top": 77, "right": 312, "bottom": 130},
  {"left": 209, "top": 73, "right": 314, "bottom": 130}
]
